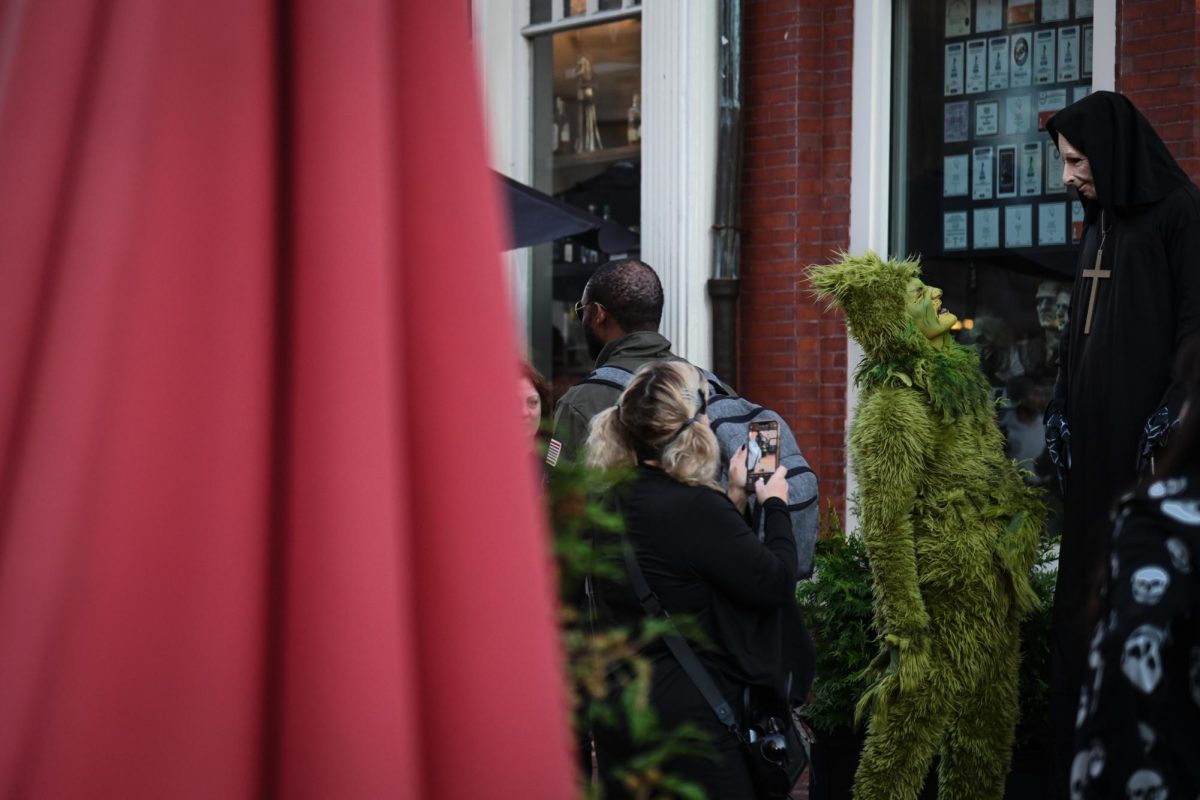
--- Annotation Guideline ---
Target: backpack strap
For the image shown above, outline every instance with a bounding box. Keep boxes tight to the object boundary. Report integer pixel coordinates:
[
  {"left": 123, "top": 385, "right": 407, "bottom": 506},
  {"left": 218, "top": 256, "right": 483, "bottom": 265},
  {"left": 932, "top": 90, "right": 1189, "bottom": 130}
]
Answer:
[
  {"left": 700, "top": 369, "right": 733, "bottom": 398},
  {"left": 707, "top": 399, "right": 766, "bottom": 431},
  {"left": 619, "top": 529, "right": 739, "bottom": 732},
  {"left": 577, "top": 364, "right": 635, "bottom": 392}
]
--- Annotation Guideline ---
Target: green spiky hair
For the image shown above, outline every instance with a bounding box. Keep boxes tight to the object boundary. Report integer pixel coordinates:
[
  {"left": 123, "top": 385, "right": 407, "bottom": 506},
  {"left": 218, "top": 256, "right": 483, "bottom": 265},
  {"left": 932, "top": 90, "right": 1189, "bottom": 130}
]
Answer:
[
  {"left": 807, "top": 251, "right": 992, "bottom": 421},
  {"left": 807, "top": 251, "right": 922, "bottom": 363}
]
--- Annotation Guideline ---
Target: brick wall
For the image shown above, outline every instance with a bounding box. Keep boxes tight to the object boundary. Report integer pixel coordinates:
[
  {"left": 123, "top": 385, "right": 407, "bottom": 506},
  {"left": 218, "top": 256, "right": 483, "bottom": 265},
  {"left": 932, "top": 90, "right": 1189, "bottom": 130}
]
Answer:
[
  {"left": 1115, "top": 0, "right": 1200, "bottom": 180},
  {"left": 740, "top": 0, "right": 854, "bottom": 523}
]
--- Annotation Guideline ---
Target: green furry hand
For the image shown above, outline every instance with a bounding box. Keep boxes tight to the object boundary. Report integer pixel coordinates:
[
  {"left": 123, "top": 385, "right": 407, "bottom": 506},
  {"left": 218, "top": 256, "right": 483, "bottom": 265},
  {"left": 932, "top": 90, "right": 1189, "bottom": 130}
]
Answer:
[
  {"left": 994, "top": 508, "right": 1044, "bottom": 616},
  {"left": 866, "top": 631, "right": 930, "bottom": 693},
  {"left": 856, "top": 631, "right": 932, "bottom": 723},
  {"left": 883, "top": 632, "right": 930, "bottom": 694}
]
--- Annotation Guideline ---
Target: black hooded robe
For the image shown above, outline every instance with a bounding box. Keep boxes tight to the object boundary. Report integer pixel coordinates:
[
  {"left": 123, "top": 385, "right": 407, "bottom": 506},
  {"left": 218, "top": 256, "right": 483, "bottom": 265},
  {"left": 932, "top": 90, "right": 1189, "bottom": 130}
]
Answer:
[{"left": 1045, "top": 91, "right": 1200, "bottom": 790}]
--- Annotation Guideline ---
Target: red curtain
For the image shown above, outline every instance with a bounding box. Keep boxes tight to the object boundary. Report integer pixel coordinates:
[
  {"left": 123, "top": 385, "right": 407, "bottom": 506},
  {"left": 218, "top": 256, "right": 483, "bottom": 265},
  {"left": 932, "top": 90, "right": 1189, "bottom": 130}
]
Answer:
[{"left": 0, "top": 1, "right": 574, "bottom": 797}]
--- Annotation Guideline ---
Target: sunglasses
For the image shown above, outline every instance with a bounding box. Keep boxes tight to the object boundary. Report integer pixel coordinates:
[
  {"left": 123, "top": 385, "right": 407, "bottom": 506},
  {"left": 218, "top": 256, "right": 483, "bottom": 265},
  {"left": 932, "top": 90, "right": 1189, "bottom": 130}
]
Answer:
[{"left": 573, "top": 300, "right": 598, "bottom": 317}]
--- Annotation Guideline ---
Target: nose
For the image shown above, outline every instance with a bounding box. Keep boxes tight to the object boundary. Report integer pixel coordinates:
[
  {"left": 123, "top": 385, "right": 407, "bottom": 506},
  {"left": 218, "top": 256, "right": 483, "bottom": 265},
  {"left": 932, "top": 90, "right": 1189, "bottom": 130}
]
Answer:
[
  {"left": 931, "top": 287, "right": 943, "bottom": 303},
  {"left": 1062, "top": 165, "right": 1074, "bottom": 186}
]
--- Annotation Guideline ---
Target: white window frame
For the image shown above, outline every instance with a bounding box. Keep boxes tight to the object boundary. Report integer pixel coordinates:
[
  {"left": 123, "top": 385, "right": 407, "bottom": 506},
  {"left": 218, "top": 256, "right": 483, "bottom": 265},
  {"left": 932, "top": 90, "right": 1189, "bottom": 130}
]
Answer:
[{"left": 473, "top": 0, "right": 717, "bottom": 367}]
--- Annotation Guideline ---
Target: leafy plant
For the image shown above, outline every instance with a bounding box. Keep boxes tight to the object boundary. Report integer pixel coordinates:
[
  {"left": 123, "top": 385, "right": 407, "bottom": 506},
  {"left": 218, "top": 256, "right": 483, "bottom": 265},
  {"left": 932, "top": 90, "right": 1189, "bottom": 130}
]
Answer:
[
  {"left": 546, "top": 455, "right": 711, "bottom": 800},
  {"left": 1014, "top": 535, "right": 1059, "bottom": 750},
  {"left": 795, "top": 502, "right": 877, "bottom": 733}
]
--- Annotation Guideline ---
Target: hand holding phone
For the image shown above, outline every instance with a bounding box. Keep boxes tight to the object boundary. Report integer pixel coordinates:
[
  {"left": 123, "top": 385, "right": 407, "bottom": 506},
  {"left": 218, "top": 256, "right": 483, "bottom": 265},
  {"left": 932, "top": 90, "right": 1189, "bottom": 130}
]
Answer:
[
  {"left": 753, "top": 466, "right": 790, "bottom": 505},
  {"left": 745, "top": 420, "right": 780, "bottom": 488},
  {"left": 728, "top": 444, "right": 749, "bottom": 490}
]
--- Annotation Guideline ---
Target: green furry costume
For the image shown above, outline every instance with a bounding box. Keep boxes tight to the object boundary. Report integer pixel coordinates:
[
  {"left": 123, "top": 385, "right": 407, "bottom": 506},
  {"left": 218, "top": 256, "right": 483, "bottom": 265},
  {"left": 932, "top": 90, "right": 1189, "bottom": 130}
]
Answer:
[{"left": 808, "top": 253, "right": 1044, "bottom": 800}]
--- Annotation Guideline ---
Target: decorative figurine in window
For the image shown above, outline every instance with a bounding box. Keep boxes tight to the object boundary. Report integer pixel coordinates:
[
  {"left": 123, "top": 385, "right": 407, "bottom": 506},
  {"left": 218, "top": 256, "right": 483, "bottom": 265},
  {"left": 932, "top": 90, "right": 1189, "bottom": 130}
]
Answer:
[{"left": 575, "top": 55, "right": 602, "bottom": 153}]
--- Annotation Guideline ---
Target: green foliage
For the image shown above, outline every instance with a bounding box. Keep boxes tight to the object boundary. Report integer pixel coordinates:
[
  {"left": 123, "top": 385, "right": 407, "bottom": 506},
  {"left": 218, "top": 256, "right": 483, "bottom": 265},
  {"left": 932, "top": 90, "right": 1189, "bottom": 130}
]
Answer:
[
  {"left": 545, "top": 456, "right": 711, "bottom": 800},
  {"left": 795, "top": 501, "right": 1061, "bottom": 751},
  {"left": 795, "top": 503, "right": 878, "bottom": 733},
  {"left": 1014, "top": 535, "right": 1059, "bottom": 750}
]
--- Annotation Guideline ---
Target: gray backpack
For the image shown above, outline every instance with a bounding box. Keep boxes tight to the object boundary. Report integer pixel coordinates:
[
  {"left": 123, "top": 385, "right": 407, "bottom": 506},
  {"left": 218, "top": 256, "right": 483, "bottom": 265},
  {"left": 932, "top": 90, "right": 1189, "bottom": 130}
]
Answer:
[{"left": 580, "top": 365, "right": 819, "bottom": 578}]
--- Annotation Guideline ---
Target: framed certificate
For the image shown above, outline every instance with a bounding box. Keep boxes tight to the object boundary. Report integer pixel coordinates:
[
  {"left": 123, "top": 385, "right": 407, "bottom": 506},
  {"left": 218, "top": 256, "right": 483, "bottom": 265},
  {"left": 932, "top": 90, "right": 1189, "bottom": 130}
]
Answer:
[
  {"left": 1005, "top": 94, "right": 1032, "bottom": 135},
  {"left": 946, "top": 0, "right": 971, "bottom": 36},
  {"left": 972, "top": 146, "right": 995, "bottom": 199},
  {"left": 1007, "top": 0, "right": 1035, "bottom": 26},
  {"left": 1071, "top": 200, "right": 1085, "bottom": 243},
  {"left": 944, "top": 154, "right": 970, "bottom": 197},
  {"left": 1074, "top": 85, "right": 1092, "bottom": 103},
  {"left": 1037, "top": 88, "right": 1068, "bottom": 130},
  {"left": 946, "top": 43, "right": 965, "bottom": 96},
  {"left": 1058, "top": 26, "right": 1080, "bottom": 82},
  {"left": 1020, "top": 141, "right": 1043, "bottom": 197},
  {"left": 966, "top": 39, "right": 987, "bottom": 94},
  {"left": 976, "top": 0, "right": 1003, "bottom": 33},
  {"left": 974, "top": 207, "right": 1000, "bottom": 249},
  {"left": 975, "top": 100, "right": 999, "bottom": 136},
  {"left": 1046, "top": 141, "right": 1066, "bottom": 194},
  {"left": 1038, "top": 202, "right": 1067, "bottom": 245},
  {"left": 1041, "top": 0, "right": 1069, "bottom": 22},
  {"left": 1033, "top": 29, "right": 1056, "bottom": 85},
  {"left": 1005, "top": 204, "right": 1033, "bottom": 248},
  {"left": 945, "top": 101, "right": 970, "bottom": 142},
  {"left": 1083, "top": 26, "right": 1094, "bottom": 76},
  {"left": 944, "top": 211, "right": 969, "bottom": 251},
  {"left": 997, "top": 145, "right": 1018, "bottom": 198},
  {"left": 987, "top": 37, "right": 1010, "bottom": 89},
  {"left": 1011, "top": 33, "right": 1033, "bottom": 87},
  {"left": 1077, "top": 0, "right": 1094, "bottom": 17}
]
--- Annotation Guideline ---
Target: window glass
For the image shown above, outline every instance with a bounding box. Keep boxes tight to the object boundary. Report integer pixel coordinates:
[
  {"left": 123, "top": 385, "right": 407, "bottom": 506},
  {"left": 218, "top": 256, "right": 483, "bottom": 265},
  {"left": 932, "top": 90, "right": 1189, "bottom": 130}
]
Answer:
[
  {"left": 891, "top": 0, "right": 1092, "bottom": 513},
  {"left": 530, "top": 0, "right": 551, "bottom": 25},
  {"left": 530, "top": 18, "right": 641, "bottom": 401}
]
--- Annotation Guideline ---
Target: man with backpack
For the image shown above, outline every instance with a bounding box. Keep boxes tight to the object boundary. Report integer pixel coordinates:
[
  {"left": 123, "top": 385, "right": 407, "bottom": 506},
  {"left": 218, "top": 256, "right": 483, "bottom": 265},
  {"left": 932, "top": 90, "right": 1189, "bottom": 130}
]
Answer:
[
  {"left": 548, "top": 259, "right": 732, "bottom": 467},
  {"left": 549, "top": 258, "right": 818, "bottom": 578}
]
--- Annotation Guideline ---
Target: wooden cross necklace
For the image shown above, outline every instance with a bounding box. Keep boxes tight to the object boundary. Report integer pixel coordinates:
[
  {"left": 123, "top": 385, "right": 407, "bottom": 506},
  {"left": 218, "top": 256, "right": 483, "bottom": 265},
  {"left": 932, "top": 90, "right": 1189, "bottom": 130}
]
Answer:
[{"left": 1081, "top": 210, "right": 1113, "bottom": 335}]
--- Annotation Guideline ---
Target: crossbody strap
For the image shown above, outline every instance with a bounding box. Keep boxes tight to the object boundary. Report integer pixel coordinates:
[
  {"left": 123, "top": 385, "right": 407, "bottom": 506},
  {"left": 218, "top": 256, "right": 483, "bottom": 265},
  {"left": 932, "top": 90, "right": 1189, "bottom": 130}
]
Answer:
[{"left": 619, "top": 538, "right": 738, "bottom": 730}]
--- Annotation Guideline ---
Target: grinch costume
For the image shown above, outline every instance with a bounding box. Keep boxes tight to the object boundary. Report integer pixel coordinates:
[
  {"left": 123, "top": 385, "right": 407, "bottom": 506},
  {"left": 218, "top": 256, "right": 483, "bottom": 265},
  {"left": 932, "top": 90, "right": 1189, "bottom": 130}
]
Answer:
[{"left": 808, "top": 253, "right": 1045, "bottom": 800}]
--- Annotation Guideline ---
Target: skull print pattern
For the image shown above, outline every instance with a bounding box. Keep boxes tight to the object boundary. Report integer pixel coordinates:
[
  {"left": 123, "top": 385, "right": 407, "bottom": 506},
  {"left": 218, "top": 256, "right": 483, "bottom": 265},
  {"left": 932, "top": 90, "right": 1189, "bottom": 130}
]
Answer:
[{"left": 1071, "top": 488, "right": 1200, "bottom": 798}]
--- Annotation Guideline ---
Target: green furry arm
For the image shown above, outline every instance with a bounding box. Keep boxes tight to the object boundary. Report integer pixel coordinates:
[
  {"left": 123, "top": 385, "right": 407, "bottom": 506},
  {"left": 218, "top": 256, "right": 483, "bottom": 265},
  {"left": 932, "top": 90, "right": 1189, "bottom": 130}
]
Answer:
[
  {"left": 851, "top": 386, "right": 935, "bottom": 639},
  {"left": 993, "top": 472, "right": 1047, "bottom": 615}
]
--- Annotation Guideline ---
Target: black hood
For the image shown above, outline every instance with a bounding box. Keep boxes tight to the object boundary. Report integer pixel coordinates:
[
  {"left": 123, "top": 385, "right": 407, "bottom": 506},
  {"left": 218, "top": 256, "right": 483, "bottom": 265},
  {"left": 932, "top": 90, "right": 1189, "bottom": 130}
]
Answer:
[{"left": 1046, "top": 91, "right": 1190, "bottom": 220}]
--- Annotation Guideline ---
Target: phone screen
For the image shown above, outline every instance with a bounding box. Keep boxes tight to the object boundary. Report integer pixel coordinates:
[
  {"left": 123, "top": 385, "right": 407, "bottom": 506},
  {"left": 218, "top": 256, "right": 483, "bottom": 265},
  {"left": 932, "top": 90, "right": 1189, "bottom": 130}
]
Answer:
[{"left": 745, "top": 420, "right": 780, "bottom": 485}]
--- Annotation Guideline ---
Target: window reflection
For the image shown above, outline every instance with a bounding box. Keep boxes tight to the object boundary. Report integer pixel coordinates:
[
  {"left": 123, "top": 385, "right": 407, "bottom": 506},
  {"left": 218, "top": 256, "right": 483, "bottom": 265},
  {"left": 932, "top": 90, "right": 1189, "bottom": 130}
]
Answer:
[{"left": 530, "top": 18, "right": 642, "bottom": 402}]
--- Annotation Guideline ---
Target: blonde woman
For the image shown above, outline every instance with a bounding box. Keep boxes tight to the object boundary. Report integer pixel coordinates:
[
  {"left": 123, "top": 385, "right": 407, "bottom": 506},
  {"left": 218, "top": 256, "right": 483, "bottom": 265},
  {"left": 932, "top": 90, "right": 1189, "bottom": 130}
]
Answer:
[{"left": 586, "top": 360, "right": 811, "bottom": 799}]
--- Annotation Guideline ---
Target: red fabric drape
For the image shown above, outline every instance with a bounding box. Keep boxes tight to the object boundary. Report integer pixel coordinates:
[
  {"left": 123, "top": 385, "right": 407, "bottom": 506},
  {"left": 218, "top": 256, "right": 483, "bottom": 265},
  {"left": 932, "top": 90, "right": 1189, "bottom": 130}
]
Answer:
[{"left": 0, "top": 1, "right": 574, "bottom": 797}]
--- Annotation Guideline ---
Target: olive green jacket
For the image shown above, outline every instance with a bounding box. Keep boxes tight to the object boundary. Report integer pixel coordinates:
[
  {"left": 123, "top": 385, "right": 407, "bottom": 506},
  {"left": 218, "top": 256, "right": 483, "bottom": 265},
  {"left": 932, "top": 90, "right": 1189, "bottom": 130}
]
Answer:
[{"left": 549, "top": 331, "right": 681, "bottom": 466}]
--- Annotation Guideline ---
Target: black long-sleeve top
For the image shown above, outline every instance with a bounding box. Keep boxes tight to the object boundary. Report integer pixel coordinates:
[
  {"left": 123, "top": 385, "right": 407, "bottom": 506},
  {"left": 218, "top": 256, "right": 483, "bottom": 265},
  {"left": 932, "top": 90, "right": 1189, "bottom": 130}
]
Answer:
[{"left": 598, "top": 464, "right": 806, "bottom": 700}]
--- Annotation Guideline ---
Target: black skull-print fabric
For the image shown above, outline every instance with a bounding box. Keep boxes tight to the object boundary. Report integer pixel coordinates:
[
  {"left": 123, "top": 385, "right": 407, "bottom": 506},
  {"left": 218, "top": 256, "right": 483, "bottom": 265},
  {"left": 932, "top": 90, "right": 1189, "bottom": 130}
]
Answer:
[{"left": 1073, "top": 474, "right": 1200, "bottom": 800}]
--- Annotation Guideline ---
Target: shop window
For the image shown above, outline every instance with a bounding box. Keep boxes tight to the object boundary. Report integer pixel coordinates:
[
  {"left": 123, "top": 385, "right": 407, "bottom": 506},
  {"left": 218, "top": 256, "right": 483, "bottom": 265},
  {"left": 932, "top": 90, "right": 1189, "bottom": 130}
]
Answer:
[
  {"left": 526, "top": 12, "right": 642, "bottom": 401},
  {"left": 891, "top": 0, "right": 1093, "bottom": 501},
  {"left": 892, "top": 0, "right": 1093, "bottom": 389}
]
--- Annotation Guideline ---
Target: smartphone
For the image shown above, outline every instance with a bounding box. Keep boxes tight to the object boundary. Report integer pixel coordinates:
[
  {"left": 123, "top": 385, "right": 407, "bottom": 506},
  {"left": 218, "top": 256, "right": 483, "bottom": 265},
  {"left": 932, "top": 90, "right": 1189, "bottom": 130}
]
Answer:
[{"left": 745, "top": 420, "right": 780, "bottom": 487}]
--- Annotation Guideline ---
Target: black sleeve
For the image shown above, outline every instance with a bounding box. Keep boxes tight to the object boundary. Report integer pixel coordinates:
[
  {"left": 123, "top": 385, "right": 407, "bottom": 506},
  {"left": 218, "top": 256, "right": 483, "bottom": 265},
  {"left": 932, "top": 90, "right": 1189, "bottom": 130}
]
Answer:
[
  {"left": 685, "top": 495, "right": 798, "bottom": 608},
  {"left": 1138, "top": 217, "right": 1200, "bottom": 473}
]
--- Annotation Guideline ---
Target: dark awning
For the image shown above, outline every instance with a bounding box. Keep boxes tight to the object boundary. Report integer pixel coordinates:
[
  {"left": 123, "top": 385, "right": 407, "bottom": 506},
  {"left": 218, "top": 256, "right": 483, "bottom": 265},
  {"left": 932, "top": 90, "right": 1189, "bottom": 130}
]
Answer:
[{"left": 496, "top": 171, "right": 638, "bottom": 253}]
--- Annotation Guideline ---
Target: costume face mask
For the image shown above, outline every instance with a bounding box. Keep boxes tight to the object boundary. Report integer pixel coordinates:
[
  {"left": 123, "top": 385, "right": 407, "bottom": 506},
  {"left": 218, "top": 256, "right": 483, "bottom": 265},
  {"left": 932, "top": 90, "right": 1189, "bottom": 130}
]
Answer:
[
  {"left": 1036, "top": 282, "right": 1059, "bottom": 330},
  {"left": 905, "top": 278, "right": 957, "bottom": 347},
  {"left": 1056, "top": 290, "right": 1071, "bottom": 329}
]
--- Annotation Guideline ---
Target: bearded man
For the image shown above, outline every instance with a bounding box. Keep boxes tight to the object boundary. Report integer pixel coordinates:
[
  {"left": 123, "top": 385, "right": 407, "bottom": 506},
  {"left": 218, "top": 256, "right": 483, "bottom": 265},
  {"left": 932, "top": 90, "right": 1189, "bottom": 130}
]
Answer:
[{"left": 1044, "top": 91, "right": 1200, "bottom": 790}]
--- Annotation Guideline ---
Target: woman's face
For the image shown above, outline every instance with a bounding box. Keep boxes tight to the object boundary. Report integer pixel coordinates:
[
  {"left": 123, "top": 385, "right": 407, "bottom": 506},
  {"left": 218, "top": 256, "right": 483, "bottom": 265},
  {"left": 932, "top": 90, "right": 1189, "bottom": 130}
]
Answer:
[{"left": 519, "top": 377, "right": 542, "bottom": 438}]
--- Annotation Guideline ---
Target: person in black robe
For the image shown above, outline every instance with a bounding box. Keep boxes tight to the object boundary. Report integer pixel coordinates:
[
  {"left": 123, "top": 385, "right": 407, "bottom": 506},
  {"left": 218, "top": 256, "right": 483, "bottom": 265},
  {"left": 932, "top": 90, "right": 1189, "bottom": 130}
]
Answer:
[{"left": 1044, "top": 90, "right": 1200, "bottom": 795}]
